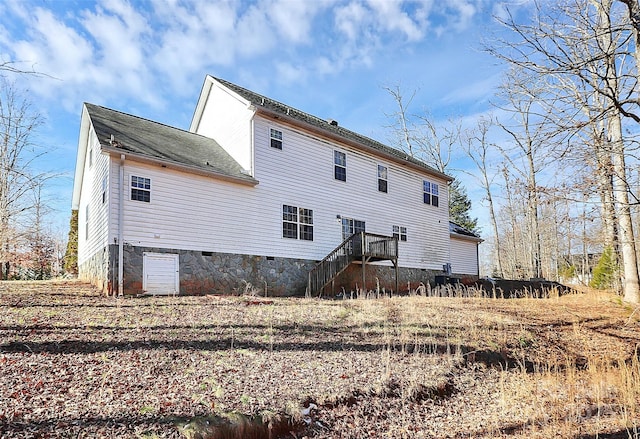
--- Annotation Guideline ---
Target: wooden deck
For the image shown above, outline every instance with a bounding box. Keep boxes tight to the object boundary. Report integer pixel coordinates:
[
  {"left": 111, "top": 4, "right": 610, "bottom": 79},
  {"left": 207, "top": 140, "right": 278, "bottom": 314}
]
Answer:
[{"left": 307, "top": 232, "right": 399, "bottom": 296}]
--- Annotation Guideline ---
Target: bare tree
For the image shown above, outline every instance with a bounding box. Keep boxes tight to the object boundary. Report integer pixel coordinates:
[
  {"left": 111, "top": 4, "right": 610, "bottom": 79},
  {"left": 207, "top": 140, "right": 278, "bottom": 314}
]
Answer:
[
  {"left": 461, "top": 116, "right": 504, "bottom": 277},
  {"left": 383, "top": 84, "right": 461, "bottom": 173},
  {"left": 495, "top": 67, "right": 563, "bottom": 279},
  {"left": 383, "top": 85, "right": 417, "bottom": 157},
  {"left": 27, "top": 185, "right": 56, "bottom": 280},
  {"left": 0, "top": 80, "right": 46, "bottom": 279},
  {"left": 486, "top": 0, "right": 640, "bottom": 302},
  {"left": 1, "top": 61, "right": 37, "bottom": 76},
  {"left": 595, "top": 0, "right": 640, "bottom": 302}
]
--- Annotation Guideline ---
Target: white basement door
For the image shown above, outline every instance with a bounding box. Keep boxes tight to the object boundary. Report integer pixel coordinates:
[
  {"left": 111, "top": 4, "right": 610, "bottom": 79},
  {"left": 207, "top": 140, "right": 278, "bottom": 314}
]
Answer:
[{"left": 143, "top": 252, "right": 179, "bottom": 295}]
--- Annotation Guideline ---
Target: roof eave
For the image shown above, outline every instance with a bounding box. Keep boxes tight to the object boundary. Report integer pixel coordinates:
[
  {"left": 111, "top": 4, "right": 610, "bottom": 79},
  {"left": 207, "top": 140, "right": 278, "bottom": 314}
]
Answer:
[
  {"left": 450, "top": 232, "right": 484, "bottom": 243},
  {"left": 102, "top": 146, "right": 259, "bottom": 186}
]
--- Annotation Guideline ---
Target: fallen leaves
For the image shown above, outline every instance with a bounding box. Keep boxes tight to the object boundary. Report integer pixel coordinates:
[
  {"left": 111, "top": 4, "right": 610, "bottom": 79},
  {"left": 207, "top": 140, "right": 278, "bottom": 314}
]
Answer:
[{"left": 0, "top": 281, "right": 638, "bottom": 438}]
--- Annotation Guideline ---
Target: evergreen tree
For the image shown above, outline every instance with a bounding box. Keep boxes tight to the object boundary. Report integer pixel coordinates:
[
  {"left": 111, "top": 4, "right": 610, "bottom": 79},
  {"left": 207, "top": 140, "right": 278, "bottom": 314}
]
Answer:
[
  {"left": 63, "top": 210, "right": 78, "bottom": 275},
  {"left": 590, "top": 246, "right": 616, "bottom": 290},
  {"left": 449, "top": 179, "right": 479, "bottom": 234}
]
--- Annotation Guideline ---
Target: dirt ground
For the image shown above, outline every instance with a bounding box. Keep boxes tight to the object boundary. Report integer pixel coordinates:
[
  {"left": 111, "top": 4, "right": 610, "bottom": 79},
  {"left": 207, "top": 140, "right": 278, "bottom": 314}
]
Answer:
[{"left": 0, "top": 280, "right": 638, "bottom": 438}]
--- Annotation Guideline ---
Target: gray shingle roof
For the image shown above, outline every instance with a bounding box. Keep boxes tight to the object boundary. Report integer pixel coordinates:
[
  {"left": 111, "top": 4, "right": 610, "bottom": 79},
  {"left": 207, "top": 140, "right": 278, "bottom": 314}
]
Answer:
[
  {"left": 85, "top": 103, "right": 255, "bottom": 183},
  {"left": 212, "top": 77, "right": 451, "bottom": 180},
  {"left": 449, "top": 221, "right": 481, "bottom": 239}
]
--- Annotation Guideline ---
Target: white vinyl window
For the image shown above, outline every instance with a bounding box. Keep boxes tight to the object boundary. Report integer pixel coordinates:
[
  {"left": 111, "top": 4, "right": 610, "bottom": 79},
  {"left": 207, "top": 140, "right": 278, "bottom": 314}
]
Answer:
[
  {"left": 270, "top": 128, "right": 283, "bottom": 149},
  {"left": 283, "top": 205, "right": 313, "bottom": 241},
  {"left": 393, "top": 225, "right": 407, "bottom": 242},
  {"left": 334, "top": 151, "right": 346, "bottom": 181},
  {"left": 423, "top": 180, "right": 439, "bottom": 207},
  {"left": 131, "top": 176, "right": 151, "bottom": 202},
  {"left": 378, "top": 165, "right": 388, "bottom": 193}
]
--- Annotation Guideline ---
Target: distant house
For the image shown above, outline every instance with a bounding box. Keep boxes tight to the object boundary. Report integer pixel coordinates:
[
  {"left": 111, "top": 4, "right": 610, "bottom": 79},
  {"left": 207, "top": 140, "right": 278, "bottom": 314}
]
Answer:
[{"left": 71, "top": 76, "right": 481, "bottom": 295}]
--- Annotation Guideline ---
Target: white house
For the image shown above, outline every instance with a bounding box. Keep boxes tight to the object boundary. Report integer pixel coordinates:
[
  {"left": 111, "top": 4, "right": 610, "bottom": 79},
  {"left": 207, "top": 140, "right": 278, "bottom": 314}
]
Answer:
[{"left": 71, "top": 76, "right": 481, "bottom": 296}]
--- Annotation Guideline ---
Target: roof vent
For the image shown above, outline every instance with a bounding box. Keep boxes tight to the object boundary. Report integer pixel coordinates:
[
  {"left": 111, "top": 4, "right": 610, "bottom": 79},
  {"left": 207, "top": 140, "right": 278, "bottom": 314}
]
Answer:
[
  {"left": 327, "top": 119, "right": 339, "bottom": 126},
  {"left": 109, "top": 134, "right": 122, "bottom": 148}
]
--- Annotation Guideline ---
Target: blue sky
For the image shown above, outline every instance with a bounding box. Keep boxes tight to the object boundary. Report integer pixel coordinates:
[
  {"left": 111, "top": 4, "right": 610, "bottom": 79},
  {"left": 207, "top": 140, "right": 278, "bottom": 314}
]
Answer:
[{"left": 0, "top": 0, "right": 530, "bottom": 237}]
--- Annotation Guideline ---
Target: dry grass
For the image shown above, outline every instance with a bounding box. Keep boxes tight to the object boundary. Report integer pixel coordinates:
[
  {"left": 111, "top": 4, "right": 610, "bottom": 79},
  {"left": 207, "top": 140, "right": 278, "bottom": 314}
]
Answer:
[{"left": 0, "top": 280, "right": 638, "bottom": 438}]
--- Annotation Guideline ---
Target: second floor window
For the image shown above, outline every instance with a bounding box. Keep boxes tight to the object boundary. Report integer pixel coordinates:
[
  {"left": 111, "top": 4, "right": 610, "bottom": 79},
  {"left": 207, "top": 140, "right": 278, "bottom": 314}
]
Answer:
[
  {"left": 270, "top": 128, "right": 283, "bottom": 149},
  {"left": 378, "top": 165, "right": 388, "bottom": 193},
  {"left": 131, "top": 176, "right": 151, "bottom": 202},
  {"left": 334, "top": 150, "right": 346, "bottom": 181},
  {"left": 423, "top": 180, "right": 439, "bottom": 207}
]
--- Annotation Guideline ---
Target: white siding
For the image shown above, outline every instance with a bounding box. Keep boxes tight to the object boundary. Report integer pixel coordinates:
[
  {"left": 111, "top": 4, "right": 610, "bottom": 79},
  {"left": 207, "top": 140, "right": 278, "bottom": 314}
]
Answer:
[
  {"left": 117, "top": 114, "right": 451, "bottom": 271},
  {"left": 194, "top": 83, "right": 254, "bottom": 173},
  {"left": 251, "top": 116, "right": 451, "bottom": 270},
  {"left": 77, "top": 127, "right": 111, "bottom": 265},
  {"left": 450, "top": 237, "right": 479, "bottom": 275}
]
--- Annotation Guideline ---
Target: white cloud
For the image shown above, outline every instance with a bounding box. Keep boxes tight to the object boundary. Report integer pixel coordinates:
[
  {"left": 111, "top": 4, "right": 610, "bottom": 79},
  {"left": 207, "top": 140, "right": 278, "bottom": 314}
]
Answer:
[
  {"left": 276, "top": 62, "right": 307, "bottom": 83},
  {"left": 334, "top": 2, "right": 369, "bottom": 40},
  {"left": 150, "top": 1, "right": 239, "bottom": 87},
  {"left": 235, "top": 3, "right": 277, "bottom": 57},
  {"left": 81, "top": 0, "right": 149, "bottom": 68},
  {"left": 268, "top": 0, "right": 328, "bottom": 44},
  {"left": 367, "top": 0, "right": 426, "bottom": 41},
  {"left": 11, "top": 8, "right": 95, "bottom": 97},
  {"left": 447, "top": 0, "right": 478, "bottom": 31},
  {"left": 0, "top": 0, "right": 494, "bottom": 116}
]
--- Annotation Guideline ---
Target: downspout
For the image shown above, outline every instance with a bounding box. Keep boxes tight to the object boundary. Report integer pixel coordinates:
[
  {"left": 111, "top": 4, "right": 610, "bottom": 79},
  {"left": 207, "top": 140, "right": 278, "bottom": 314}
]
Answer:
[{"left": 118, "top": 154, "right": 125, "bottom": 296}]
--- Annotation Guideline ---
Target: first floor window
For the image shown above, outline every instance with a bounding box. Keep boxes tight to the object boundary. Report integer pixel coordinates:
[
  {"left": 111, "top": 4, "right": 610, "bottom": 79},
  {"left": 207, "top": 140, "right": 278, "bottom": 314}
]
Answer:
[
  {"left": 393, "top": 225, "right": 407, "bottom": 242},
  {"left": 283, "top": 205, "right": 298, "bottom": 239},
  {"left": 299, "top": 208, "right": 314, "bottom": 241},
  {"left": 131, "top": 175, "right": 151, "bottom": 202},
  {"left": 342, "top": 217, "right": 365, "bottom": 240},
  {"left": 270, "top": 128, "right": 283, "bottom": 149},
  {"left": 423, "top": 180, "right": 439, "bottom": 207},
  {"left": 378, "top": 164, "right": 388, "bottom": 193},
  {"left": 334, "top": 150, "right": 346, "bottom": 181},
  {"left": 283, "top": 205, "right": 313, "bottom": 241}
]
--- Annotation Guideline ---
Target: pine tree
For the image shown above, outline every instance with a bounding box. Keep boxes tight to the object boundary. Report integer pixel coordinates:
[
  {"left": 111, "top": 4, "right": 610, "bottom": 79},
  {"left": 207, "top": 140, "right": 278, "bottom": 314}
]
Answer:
[
  {"left": 63, "top": 210, "right": 78, "bottom": 275},
  {"left": 590, "top": 246, "right": 616, "bottom": 290},
  {"left": 449, "top": 179, "right": 479, "bottom": 234}
]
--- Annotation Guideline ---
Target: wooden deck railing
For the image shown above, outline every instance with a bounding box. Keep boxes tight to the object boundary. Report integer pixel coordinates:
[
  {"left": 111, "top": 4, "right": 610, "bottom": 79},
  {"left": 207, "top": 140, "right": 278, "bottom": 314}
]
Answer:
[{"left": 307, "top": 232, "right": 398, "bottom": 296}]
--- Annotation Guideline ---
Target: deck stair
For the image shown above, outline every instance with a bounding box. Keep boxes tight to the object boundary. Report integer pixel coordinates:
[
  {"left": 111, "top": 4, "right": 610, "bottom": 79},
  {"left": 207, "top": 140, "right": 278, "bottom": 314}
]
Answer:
[{"left": 307, "top": 232, "right": 398, "bottom": 297}]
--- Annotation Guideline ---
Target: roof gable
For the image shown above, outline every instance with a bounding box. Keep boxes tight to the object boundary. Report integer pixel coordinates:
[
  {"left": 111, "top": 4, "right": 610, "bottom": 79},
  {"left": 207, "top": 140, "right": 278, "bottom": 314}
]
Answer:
[{"left": 85, "top": 103, "right": 256, "bottom": 184}]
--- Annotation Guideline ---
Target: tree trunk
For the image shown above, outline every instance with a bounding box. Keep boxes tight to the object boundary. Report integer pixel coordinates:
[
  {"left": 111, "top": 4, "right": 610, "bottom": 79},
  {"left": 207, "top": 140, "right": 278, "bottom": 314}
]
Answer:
[
  {"left": 598, "top": 0, "right": 640, "bottom": 303},
  {"left": 609, "top": 113, "right": 640, "bottom": 302},
  {"left": 526, "top": 147, "right": 543, "bottom": 279}
]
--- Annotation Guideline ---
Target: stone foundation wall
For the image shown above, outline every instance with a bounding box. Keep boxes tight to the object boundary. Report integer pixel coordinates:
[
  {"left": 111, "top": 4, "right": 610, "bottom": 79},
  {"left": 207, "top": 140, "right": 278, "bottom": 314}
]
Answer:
[
  {"left": 112, "top": 245, "right": 478, "bottom": 296},
  {"left": 121, "top": 246, "right": 316, "bottom": 296},
  {"left": 78, "top": 246, "right": 112, "bottom": 294}
]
